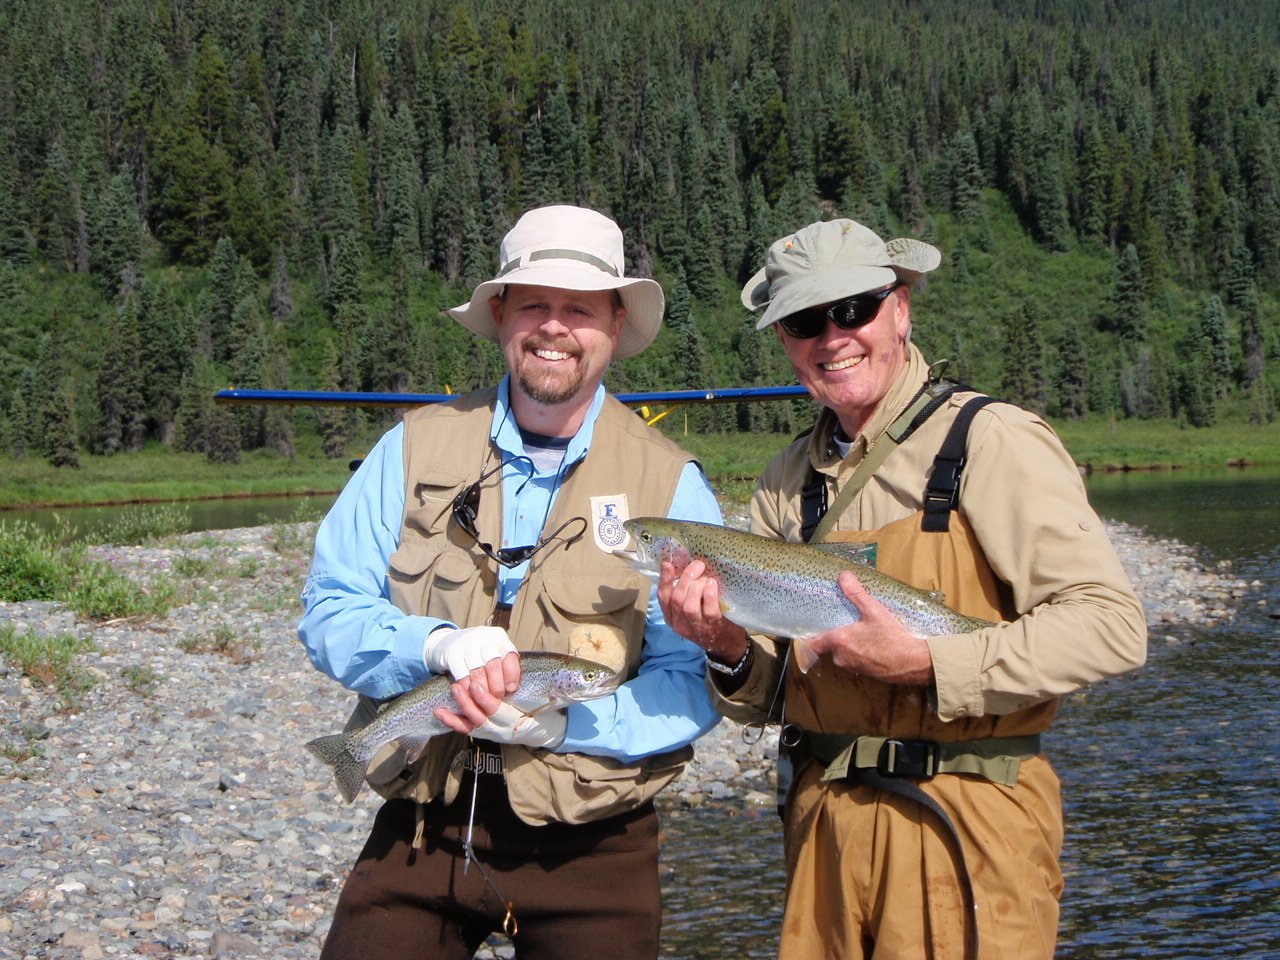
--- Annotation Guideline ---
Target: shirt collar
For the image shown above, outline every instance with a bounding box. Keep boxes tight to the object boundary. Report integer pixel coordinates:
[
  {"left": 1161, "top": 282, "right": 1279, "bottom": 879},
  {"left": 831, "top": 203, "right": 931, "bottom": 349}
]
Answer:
[{"left": 491, "top": 375, "right": 605, "bottom": 468}]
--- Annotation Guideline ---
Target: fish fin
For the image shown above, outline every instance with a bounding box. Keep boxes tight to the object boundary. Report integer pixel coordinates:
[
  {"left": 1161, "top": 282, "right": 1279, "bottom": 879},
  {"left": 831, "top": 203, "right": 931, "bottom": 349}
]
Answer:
[
  {"left": 397, "top": 735, "right": 434, "bottom": 763},
  {"left": 305, "top": 733, "right": 366, "bottom": 804},
  {"left": 792, "top": 637, "right": 819, "bottom": 674},
  {"left": 812, "top": 541, "right": 876, "bottom": 566}
]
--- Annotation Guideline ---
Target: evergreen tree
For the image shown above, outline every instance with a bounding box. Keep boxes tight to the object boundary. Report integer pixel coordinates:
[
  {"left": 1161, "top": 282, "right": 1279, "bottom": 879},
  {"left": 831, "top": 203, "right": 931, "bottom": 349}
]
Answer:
[
  {"left": 95, "top": 297, "right": 146, "bottom": 455},
  {"left": 1110, "top": 244, "right": 1148, "bottom": 346},
  {"left": 269, "top": 245, "right": 295, "bottom": 323},
  {"left": 137, "top": 279, "right": 190, "bottom": 445},
  {"left": 8, "top": 384, "right": 30, "bottom": 459},
  {"left": 43, "top": 382, "right": 80, "bottom": 469},
  {"left": 950, "top": 130, "right": 984, "bottom": 224},
  {"left": 1000, "top": 301, "right": 1046, "bottom": 415},
  {"left": 96, "top": 172, "right": 145, "bottom": 300},
  {"left": 1052, "top": 322, "right": 1089, "bottom": 419},
  {"left": 1198, "top": 295, "right": 1232, "bottom": 396}
]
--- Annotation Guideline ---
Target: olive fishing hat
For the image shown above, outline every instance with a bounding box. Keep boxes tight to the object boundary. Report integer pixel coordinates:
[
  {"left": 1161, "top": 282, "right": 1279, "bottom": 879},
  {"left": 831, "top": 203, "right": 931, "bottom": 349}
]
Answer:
[
  {"left": 448, "top": 204, "right": 665, "bottom": 359},
  {"left": 741, "top": 219, "right": 941, "bottom": 330}
]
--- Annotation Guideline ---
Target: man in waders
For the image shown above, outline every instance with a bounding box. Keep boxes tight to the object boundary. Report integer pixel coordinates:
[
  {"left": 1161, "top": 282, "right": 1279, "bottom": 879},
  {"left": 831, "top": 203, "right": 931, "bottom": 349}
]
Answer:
[
  {"left": 300, "top": 205, "right": 724, "bottom": 959},
  {"left": 658, "top": 218, "right": 1147, "bottom": 959}
]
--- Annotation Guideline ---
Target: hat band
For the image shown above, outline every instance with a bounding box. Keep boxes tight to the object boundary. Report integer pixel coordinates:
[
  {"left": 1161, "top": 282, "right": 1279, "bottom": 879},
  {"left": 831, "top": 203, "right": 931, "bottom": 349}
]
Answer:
[{"left": 497, "top": 248, "right": 620, "bottom": 278}]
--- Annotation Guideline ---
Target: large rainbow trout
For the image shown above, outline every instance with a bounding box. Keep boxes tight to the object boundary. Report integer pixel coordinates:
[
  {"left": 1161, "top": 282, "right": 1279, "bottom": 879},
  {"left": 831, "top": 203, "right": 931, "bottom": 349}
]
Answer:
[
  {"left": 615, "top": 518, "right": 991, "bottom": 672},
  {"left": 306, "top": 652, "right": 619, "bottom": 802}
]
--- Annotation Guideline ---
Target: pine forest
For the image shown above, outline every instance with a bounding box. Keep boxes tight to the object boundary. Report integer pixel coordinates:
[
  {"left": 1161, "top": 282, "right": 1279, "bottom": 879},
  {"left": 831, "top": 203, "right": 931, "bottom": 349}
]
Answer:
[{"left": 0, "top": 0, "right": 1277, "bottom": 467}]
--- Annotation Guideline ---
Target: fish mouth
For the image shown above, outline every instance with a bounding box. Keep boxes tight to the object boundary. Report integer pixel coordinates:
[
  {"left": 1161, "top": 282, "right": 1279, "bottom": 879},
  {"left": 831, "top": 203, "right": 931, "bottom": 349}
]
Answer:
[{"left": 612, "top": 547, "right": 659, "bottom": 579}]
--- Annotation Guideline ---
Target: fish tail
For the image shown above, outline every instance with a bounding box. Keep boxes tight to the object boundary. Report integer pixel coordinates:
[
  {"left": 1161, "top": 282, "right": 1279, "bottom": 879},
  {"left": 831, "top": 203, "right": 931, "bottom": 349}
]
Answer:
[{"left": 305, "top": 733, "right": 366, "bottom": 803}]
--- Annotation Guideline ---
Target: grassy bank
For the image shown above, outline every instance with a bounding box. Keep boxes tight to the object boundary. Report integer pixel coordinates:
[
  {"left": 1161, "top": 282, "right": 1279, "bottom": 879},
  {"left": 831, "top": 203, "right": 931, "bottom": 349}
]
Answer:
[{"left": 1, "top": 417, "right": 1276, "bottom": 511}]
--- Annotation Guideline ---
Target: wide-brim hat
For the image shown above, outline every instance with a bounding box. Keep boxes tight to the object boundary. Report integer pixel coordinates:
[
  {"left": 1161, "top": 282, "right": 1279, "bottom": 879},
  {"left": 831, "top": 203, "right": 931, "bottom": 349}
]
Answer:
[
  {"left": 448, "top": 204, "right": 664, "bottom": 359},
  {"left": 741, "top": 219, "right": 941, "bottom": 330}
]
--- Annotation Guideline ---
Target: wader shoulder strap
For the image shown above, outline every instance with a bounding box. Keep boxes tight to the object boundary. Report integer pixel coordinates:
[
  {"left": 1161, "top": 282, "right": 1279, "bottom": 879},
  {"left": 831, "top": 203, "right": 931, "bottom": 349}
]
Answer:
[
  {"left": 921, "top": 395, "right": 1003, "bottom": 533},
  {"left": 803, "top": 379, "right": 965, "bottom": 543}
]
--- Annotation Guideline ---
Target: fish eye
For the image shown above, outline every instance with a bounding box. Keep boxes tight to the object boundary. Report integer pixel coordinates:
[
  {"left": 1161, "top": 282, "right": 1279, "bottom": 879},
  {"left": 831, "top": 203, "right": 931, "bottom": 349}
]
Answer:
[{"left": 640, "top": 531, "right": 652, "bottom": 543}]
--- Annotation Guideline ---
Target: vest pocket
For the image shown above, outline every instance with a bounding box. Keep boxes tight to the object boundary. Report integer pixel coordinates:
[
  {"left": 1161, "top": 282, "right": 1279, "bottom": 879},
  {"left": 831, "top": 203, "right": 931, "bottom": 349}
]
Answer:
[
  {"left": 388, "top": 535, "right": 480, "bottom": 626},
  {"left": 537, "top": 569, "right": 645, "bottom": 673}
]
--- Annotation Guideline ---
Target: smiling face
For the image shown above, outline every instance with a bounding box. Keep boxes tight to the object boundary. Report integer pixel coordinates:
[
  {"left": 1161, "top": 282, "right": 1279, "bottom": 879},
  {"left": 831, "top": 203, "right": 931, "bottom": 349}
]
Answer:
[
  {"left": 775, "top": 285, "right": 912, "bottom": 437},
  {"left": 491, "top": 284, "right": 623, "bottom": 434}
]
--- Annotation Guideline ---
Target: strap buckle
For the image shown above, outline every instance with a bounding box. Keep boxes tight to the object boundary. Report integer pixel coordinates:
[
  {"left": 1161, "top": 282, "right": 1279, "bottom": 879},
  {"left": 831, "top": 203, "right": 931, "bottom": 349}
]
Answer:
[{"left": 876, "top": 738, "right": 940, "bottom": 779}]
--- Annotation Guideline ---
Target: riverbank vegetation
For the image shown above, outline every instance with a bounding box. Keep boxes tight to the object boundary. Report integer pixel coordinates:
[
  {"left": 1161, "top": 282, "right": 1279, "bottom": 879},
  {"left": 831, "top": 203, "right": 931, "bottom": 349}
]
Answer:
[
  {"left": 1, "top": 414, "right": 1276, "bottom": 513},
  {"left": 0, "top": 0, "right": 1276, "bottom": 477}
]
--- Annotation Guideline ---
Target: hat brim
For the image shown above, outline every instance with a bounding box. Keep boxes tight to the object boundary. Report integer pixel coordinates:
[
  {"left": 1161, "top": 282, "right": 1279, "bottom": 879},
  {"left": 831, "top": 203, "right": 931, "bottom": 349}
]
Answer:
[
  {"left": 448, "top": 263, "right": 664, "bottom": 359},
  {"left": 743, "top": 234, "right": 941, "bottom": 330},
  {"left": 745, "top": 265, "right": 898, "bottom": 330}
]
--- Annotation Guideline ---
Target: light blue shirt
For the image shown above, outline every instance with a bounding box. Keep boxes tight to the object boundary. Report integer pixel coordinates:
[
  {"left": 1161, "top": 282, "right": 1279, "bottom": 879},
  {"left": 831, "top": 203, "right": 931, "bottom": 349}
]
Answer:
[{"left": 298, "top": 378, "right": 724, "bottom": 762}]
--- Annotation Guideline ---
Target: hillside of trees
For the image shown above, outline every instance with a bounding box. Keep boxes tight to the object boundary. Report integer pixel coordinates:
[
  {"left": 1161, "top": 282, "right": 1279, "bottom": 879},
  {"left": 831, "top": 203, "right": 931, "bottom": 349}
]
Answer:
[{"left": 0, "top": 0, "right": 1277, "bottom": 467}]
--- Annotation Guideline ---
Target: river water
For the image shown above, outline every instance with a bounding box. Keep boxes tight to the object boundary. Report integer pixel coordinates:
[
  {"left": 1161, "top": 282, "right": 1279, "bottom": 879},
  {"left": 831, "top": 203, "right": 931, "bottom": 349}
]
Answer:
[{"left": 5, "top": 469, "right": 1279, "bottom": 958}]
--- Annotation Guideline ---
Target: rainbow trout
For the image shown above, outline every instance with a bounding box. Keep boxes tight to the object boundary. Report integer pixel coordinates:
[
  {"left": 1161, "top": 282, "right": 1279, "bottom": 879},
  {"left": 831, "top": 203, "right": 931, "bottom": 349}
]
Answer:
[
  {"left": 615, "top": 518, "right": 991, "bottom": 672},
  {"left": 306, "top": 652, "right": 619, "bottom": 802}
]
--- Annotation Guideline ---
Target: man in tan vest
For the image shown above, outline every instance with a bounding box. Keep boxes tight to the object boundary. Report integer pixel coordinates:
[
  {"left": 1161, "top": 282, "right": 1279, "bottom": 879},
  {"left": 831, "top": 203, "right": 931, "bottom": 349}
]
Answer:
[
  {"left": 299, "top": 205, "right": 724, "bottom": 959},
  {"left": 658, "top": 219, "right": 1147, "bottom": 959}
]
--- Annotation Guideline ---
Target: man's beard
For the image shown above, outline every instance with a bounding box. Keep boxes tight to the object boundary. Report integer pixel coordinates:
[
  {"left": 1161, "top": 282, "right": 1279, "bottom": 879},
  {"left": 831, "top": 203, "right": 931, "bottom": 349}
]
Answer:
[{"left": 516, "top": 340, "right": 586, "bottom": 405}]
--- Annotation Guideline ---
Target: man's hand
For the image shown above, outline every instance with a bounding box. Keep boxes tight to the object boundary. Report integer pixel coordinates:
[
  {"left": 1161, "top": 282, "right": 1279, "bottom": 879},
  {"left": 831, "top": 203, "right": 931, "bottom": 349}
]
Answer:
[
  {"left": 800, "top": 570, "right": 936, "bottom": 685},
  {"left": 656, "top": 558, "right": 751, "bottom": 668},
  {"left": 433, "top": 671, "right": 567, "bottom": 749},
  {"left": 423, "top": 625, "right": 520, "bottom": 694}
]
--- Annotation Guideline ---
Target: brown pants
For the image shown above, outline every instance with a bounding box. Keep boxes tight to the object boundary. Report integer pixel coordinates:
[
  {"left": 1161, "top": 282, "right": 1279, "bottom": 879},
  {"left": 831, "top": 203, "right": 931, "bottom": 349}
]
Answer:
[
  {"left": 778, "top": 755, "right": 1064, "bottom": 960},
  {"left": 320, "top": 769, "right": 661, "bottom": 960}
]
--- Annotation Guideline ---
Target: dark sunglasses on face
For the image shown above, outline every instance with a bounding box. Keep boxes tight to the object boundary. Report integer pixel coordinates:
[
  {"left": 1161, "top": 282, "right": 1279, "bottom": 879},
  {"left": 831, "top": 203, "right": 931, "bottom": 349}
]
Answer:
[
  {"left": 450, "top": 456, "right": 587, "bottom": 567},
  {"left": 777, "top": 284, "right": 900, "bottom": 340}
]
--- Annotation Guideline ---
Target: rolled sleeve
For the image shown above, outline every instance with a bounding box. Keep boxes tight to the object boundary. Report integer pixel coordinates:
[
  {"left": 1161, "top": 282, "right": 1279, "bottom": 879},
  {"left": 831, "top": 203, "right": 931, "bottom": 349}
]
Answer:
[{"left": 928, "top": 409, "right": 1147, "bottom": 719}]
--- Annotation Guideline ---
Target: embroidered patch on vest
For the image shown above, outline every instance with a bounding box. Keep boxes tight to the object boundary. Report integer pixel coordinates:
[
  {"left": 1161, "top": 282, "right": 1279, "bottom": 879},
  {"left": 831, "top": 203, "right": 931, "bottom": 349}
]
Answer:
[{"left": 590, "top": 495, "right": 630, "bottom": 552}]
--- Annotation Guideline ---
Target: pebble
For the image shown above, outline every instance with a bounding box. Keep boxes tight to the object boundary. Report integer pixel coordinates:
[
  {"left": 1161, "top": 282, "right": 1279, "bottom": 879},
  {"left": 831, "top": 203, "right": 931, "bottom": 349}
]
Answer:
[{"left": 0, "top": 518, "right": 1248, "bottom": 959}]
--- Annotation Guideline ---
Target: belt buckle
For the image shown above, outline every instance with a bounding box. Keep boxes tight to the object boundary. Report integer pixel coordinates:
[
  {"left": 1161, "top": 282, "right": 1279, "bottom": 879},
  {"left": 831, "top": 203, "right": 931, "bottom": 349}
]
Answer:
[{"left": 876, "top": 738, "right": 939, "bottom": 779}]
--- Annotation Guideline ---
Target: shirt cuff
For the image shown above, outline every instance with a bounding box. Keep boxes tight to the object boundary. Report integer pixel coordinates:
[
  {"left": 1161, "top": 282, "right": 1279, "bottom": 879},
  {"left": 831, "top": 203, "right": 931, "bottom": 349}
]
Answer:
[{"left": 926, "top": 634, "right": 985, "bottom": 721}]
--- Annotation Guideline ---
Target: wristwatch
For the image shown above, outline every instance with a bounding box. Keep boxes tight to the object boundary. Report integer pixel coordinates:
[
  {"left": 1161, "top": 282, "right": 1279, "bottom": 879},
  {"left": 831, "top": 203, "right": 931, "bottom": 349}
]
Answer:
[{"left": 706, "top": 642, "right": 753, "bottom": 677}]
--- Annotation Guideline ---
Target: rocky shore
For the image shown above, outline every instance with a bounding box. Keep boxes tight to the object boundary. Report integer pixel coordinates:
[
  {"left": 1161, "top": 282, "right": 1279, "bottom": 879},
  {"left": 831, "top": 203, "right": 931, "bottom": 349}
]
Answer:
[{"left": 0, "top": 518, "right": 1251, "bottom": 959}]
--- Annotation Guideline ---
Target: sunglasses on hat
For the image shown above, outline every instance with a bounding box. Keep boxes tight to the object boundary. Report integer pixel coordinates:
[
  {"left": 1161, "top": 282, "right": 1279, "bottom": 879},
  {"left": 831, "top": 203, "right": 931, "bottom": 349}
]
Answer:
[{"left": 777, "top": 284, "right": 899, "bottom": 340}]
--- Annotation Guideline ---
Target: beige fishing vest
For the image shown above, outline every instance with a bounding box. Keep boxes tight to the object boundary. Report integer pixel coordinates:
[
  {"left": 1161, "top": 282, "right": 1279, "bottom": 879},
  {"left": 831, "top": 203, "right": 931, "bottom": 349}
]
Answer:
[
  {"left": 785, "top": 509, "right": 1059, "bottom": 740},
  {"left": 350, "top": 388, "right": 696, "bottom": 825}
]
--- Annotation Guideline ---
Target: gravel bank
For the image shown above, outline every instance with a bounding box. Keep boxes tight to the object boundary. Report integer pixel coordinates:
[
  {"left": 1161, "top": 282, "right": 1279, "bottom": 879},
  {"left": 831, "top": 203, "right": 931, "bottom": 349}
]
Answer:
[{"left": 0, "top": 519, "right": 1252, "bottom": 959}]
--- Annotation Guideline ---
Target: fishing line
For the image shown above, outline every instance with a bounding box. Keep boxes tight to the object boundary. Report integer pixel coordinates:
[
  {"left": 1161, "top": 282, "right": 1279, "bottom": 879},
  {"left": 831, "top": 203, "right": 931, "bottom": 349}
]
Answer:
[{"left": 461, "top": 744, "right": 519, "bottom": 938}]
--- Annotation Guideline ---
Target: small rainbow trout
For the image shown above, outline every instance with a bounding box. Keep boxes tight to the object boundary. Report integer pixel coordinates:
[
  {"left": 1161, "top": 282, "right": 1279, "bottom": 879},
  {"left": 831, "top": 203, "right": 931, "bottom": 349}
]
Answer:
[
  {"left": 306, "top": 652, "right": 619, "bottom": 802},
  {"left": 615, "top": 518, "right": 991, "bottom": 672}
]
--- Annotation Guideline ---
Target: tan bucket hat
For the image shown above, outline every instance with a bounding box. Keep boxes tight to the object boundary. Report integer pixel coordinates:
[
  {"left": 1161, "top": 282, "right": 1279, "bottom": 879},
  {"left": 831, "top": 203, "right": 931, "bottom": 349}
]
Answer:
[
  {"left": 448, "top": 205, "right": 665, "bottom": 359},
  {"left": 741, "top": 219, "right": 941, "bottom": 330}
]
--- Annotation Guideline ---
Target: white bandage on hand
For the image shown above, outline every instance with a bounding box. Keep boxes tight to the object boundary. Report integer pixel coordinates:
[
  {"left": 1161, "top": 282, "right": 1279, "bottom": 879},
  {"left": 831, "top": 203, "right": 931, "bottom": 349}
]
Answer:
[
  {"left": 472, "top": 702, "right": 567, "bottom": 749},
  {"left": 422, "top": 625, "right": 517, "bottom": 681}
]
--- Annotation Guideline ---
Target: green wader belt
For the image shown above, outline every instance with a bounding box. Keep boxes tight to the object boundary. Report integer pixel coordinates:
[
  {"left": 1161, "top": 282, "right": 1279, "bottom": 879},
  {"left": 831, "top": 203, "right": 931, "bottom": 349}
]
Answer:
[{"left": 790, "top": 731, "right": 1042, "bottom": 960}]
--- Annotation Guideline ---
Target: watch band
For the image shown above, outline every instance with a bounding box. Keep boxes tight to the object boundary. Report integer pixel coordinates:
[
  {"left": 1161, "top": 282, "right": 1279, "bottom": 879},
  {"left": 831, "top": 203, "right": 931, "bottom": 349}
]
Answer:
[{"left": 706, "top": 642, "right": 753, "bottom": 677}]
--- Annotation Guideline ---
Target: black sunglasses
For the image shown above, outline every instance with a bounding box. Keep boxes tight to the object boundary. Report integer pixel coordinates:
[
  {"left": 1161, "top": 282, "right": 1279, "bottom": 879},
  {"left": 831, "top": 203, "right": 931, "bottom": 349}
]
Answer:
[
  {"left": 777, "top": 284, "right": 899, "bottom": 340},
  {"left": 451, "top": 457, "right": 587, "bottom": 568}
]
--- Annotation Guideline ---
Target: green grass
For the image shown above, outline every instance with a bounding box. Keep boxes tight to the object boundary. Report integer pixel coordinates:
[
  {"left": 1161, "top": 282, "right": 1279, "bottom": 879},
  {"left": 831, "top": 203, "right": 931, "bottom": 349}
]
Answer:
[
  {"left": 1, "top": 406, "right": 1274, "bottom": 517},
  {"left": 0, "top": 443, "right": 356, "bottom": 509},
  {"left": 0, "top": 624, "right": 98, "bottom": 710},
  {"left": 0, "top": 519, "right": 176, "bottom": 616}
]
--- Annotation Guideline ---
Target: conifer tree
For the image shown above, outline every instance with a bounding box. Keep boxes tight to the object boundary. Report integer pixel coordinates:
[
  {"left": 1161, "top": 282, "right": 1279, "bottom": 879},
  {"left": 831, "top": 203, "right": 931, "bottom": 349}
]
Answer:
[
  {"left": 1198, "top": 295, "right": 1232, "bottom": 396},
  {"left": 950, "top": 130, "right": 985, "bottom": 224},
  {"left": 1110, "top": 244, "right": 1148, "bottom": 346},
  {"left": 96, "top": 172, "right": 146, "bottom": 301},
  {"left": 1052, "top": 323, "right": 1089, "bottom": 419},
  {"left": 95, "top": 297, "right": 146, "bottom": 455},
  {"left": 137, "top": 278, "right": 190, "bottom": 445},
  {"left": 8, "top": 384, "right": 30, "bottom": 459},
  {"left": 43, "top": 382, "right": 80, "bottom": 469},
  {"left": 1000, "top": 301, "right": 1046, "bottom": 415}
]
